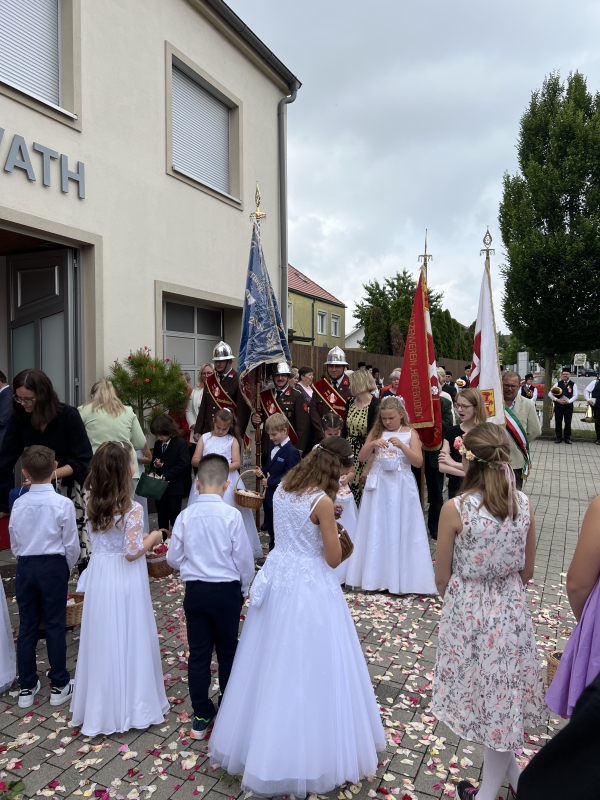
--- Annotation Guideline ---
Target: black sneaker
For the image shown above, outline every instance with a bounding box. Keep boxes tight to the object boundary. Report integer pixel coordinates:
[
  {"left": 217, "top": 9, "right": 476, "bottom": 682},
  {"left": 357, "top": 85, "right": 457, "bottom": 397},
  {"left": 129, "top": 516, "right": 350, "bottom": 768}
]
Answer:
[
  {"left": 596, "top": 440, "right": 600, "bottom": 445},
  {"left": 555, "top": 439, "right": 562, "bottom": 444},
  {"left": 190, "top": 713, "right": 216, "bottom": 740},
  {"left": 457, "top": 781, "right": 479, "bottom": 799},
  {"left": 565, "top": 439, "right": 572, "bottom": 444}
]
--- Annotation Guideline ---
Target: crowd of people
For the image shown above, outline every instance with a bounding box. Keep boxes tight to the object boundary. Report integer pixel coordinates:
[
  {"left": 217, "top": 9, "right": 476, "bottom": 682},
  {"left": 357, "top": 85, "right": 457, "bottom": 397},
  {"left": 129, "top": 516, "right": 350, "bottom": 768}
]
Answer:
[{"left": 0, "top": 349, "right": 599, "bottom": 797}]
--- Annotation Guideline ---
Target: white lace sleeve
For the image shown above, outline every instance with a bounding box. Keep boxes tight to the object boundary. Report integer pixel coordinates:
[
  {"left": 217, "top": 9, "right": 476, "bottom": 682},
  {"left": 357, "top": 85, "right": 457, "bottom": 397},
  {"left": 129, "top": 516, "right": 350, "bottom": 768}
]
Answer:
[{"left": 124, "top": 503, "right": 145, "bottom": 556}]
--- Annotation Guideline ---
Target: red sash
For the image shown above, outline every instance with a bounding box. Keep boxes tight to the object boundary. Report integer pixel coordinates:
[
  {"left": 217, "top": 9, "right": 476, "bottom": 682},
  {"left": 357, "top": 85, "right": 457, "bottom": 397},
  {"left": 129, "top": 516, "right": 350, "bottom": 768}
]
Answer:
[
  {"left": 261, "top": 388, "right": 298, "bottom": 446},
  {"left": 312, "top": 378, "right": 348, "bottom": 420},
  {"left": 205, "top": 372, "right": 250, "bottom": 448}
]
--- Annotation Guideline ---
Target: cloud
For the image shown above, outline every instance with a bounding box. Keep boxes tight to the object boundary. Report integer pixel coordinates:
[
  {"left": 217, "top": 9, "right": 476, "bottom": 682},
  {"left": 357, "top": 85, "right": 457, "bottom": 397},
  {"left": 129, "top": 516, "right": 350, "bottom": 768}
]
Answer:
[{"left": 228, "top": 0, "right": 600, "bottom": 331}]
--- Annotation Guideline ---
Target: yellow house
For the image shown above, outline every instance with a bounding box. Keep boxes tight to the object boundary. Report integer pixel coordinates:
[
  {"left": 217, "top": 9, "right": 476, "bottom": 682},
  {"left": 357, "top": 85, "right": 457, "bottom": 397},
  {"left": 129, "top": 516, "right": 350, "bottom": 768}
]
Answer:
[{"left": 287, "top": 265, "right": 346, "bottom": 348}]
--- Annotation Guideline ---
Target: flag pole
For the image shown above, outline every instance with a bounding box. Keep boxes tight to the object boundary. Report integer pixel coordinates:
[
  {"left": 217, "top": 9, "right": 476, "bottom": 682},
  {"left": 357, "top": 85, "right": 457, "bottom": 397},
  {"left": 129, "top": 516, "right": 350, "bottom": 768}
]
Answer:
[
  {"left": 417, "top": 231, "right": 432, "bottom": 511},
  {"left": 251, "top": 185, "right": 267, "bottom": 529}
]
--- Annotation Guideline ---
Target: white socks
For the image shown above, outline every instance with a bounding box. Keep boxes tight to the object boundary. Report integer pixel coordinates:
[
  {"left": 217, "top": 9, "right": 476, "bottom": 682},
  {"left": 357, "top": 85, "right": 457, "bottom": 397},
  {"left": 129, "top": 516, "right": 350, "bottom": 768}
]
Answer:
[{"left": 476, "top": 747, "right": 521, "bottom": 800}]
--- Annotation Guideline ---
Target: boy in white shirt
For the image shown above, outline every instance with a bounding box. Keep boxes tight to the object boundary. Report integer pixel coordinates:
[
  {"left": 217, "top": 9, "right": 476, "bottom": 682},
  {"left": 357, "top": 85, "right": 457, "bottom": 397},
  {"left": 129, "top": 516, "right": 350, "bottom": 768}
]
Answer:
[
  {"left": 167, "top": 453, "right": 254, "bottom": 740},
  {"left": 9, "top": 446, "right": 80, "bottom": 708}
]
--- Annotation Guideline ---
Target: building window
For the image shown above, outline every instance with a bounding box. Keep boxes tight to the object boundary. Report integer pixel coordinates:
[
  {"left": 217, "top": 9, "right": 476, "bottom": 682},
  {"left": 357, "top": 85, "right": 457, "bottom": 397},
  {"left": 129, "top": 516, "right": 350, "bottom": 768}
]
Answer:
[
  {"left": 163, "top": 300, "right": 223, "bottom": 385},
  {"left": 0, "top": 0, "right": 81, "bottom": 125},
  {"left": 317, "top": 311, "right": 327, "bottom": 335},
  {"left": 331, "top": 314, "right": 340, "bottom": 338},
  {"left": 287, "top": 301, "right": 293, "bottom": 328}
]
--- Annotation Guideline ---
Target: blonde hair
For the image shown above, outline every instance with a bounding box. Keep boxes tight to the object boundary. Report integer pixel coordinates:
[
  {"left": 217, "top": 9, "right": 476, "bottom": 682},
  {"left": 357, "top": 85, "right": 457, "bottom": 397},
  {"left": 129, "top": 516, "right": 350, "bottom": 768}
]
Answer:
[
  {"left": 437, "top": 366, "right": 446, "bottom": 383},
  {"left": 460, "top": 422, "right": 518, "bottom": 519},
  {"left": 282, "top": 436, "right": 353, "bottom": 500},
  {"left": 350, "top": 369, "right": 376, "bottom": 396},
  {"left": 87, "top": 379, "right": 126, "bottom": 417},
  {"left": 196, "top": 363, "right": 213, "bottom": 389},
  {"left": 370, "top": 396, "right": 410, "bottom": 440},
  {"left": 265, "top": 412, "right": 289, "bottom": 433},
  {"left": 457, "top": 388, "right": 488, "bottom": 424}
]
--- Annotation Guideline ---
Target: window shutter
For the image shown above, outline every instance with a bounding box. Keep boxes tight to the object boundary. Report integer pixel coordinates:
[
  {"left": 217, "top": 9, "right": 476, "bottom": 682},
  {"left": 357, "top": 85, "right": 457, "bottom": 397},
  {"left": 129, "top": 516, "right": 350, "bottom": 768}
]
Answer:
[
  {"left": 0, "top": 0, "right": 60, "bottom": 105},
  {"left": 172, "top": 66, "right": 230, "bottom": 195}
]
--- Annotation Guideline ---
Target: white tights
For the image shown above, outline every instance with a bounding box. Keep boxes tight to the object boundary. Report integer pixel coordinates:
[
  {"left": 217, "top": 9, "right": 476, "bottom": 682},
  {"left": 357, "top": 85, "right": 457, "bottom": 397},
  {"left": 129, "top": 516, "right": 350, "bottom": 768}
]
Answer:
[{"left": 477, "top": 747, "right": 521, "bottom": 800}]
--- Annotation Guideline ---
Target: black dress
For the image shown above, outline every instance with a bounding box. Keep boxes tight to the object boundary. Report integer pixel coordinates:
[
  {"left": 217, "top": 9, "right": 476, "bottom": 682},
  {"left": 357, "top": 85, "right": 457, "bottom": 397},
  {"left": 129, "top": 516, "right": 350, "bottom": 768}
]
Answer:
[{"left": 442, "top": 424, "right": 465, "bottom": 498}]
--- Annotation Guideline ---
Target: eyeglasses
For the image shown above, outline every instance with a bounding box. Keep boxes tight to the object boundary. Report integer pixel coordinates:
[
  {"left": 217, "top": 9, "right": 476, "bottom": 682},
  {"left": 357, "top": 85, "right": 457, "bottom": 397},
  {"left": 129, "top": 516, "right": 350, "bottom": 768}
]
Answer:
[
  {"left": 503, "top": 384, "right": 520, "bottom": 390},
  {"left": 13, "top": 395, "right": 35, "bottom": 405},
  {"left": 455, "top": 403, "right": 473, "bottom": 410}
]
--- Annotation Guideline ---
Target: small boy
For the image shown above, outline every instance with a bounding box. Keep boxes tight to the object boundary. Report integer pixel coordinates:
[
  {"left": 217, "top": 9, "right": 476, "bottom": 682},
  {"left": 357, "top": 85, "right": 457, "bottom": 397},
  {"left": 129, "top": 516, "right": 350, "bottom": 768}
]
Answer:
[
  {"left": 255, "top": 412, "right": 301, "bottom": 550},
  {"left": 167, "top": 453, "right": 254, "bottom": 740},
  {"left": 9, "top": 446, "right": 80, "bottom": 708}
]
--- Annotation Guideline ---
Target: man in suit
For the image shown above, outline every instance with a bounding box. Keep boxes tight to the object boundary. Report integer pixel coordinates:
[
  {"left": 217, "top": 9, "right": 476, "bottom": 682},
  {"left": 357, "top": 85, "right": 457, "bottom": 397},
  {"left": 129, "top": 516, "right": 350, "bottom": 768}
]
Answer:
[
  {"left": 502, "top": 370, "right": 541, "bottom": 489},
  {"left": 309, "top": 346, "right": 352, "bottom": 442},
  {"left": 0, "top": 371, "right": 12, "bottom": 450},
  {"left": 443, "top": 371, "right": 457, "bottom": 401},
  {"left": 255, "top": 413, "right": 300, "bottom": 550},
  {"left": 194, "top": 341, "right": 250, "bottom": 440},
  {"left": 549, "top": 367, "right": 577, "bottom": 444},
  {"left": 459, "top": 365, "right": 472, "bottom": 388},
  {"left": 251, "top": 361, "right": 310, "bottom": 463}
]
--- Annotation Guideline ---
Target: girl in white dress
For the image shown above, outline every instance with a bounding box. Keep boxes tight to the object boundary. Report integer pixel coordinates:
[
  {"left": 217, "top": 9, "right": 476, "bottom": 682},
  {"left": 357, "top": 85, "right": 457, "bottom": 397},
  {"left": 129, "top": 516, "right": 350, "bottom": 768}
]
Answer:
[
  {"left": 346, "top": 396, "right": 437, "bottom": 595},
  {"left": 0, "top": 578, "right": 15, "bottom": 694},
  {"left": 318, "top": 413, "right": 358, "bottom": 585},
  {"left": 71, "top": 442, "right": 169, "bottom": 736},
  {"left": 189, "top": 409, "right": 262, "bottom": 558},
  {"left": 210, "top": 437, "right": 386, "bottom": 798}
]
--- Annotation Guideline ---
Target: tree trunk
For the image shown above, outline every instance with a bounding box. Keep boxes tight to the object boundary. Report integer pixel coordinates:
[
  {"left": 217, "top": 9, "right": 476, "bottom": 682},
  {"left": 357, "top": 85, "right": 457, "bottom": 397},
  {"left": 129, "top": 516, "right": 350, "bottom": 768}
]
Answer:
[{"left": 542, "top": 353, "right": 554, "bottom": 435}]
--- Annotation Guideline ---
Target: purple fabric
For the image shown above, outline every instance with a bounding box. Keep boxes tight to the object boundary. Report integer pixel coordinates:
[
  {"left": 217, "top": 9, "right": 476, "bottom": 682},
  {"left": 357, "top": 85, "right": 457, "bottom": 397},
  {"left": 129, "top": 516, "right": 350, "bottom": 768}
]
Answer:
[{"left": 546, "top": 575, "right": 600, "bottom": 717}]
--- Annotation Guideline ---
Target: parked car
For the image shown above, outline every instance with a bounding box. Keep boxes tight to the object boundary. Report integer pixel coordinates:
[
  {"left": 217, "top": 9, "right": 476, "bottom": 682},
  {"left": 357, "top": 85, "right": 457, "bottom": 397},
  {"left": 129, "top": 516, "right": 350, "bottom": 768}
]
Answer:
[{"left": 579, "top": 369, "right": 598, "bottom": 377}]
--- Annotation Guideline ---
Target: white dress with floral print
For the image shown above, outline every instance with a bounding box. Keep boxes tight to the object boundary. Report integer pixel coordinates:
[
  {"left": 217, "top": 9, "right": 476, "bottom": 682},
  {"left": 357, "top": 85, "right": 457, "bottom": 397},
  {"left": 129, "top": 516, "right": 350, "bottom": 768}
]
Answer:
[{"left": 431, "top": 491, "right": 545, "bottom": 751}]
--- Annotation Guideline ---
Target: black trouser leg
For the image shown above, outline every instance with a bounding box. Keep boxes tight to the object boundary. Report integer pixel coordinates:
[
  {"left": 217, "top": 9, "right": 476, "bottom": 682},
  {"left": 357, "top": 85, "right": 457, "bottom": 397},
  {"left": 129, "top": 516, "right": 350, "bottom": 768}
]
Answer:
[
  {"left": 184, "top": 580, "right": 242, "bottom": 719},
  {"left": 562, "top": 405, "right": 573, "bottom": 439},
  {"left": 155, "top": 495, "right": 183, "bottom": 531},
  {"left": 514, "top": 468, "right": 523, "bottom": 491},
  {"left": 264, "top": 493, "right": 274, "bottom": 550},
  {"left": 424, "top": 460, "right": 443, "bottom": 536},
  {"left": 16, "top": 555, "right": 69, "bottom": 689},
  {"left": 554, "top": 405, "right": 564, "bottom": 440},
  {"left": 595, "top": 420, "right": 600, "bottom": 441}
]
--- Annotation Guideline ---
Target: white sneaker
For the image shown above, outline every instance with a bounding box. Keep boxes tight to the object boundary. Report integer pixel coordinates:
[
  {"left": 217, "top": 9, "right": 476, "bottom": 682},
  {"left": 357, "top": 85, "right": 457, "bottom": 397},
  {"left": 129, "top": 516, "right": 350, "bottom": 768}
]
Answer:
[
  {"left": 50, "top": 680, "right": 73, "bottom": 706},
  {"left": 18, "top": 680, "right": 41, "bottom": 709}
]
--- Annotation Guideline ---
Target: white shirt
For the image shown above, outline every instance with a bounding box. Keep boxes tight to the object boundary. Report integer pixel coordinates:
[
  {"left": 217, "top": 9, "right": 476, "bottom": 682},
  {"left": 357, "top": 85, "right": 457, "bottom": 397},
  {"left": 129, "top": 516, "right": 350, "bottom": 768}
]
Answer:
[
  {"left": 9, "top": 484, "right": 80, "bottom": 571},
  {"left": 547, "top": 381, "right": 577, "bottom": 404},
  {"left": 167, "top": 494, "right": 255, "bottom": 594},
  {"left": 584, "top": 379, "right": 599, "bottom": 405},
  {"left": 269, "top": 436, "right": 290, "bottom": 460}
]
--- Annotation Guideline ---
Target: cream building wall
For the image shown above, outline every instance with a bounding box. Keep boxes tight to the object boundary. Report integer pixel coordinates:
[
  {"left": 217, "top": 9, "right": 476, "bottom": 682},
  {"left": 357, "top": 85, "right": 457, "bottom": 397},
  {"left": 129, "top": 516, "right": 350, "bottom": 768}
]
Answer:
[{"left": 0, "top": 0, "right": 292, "bottom": 393}]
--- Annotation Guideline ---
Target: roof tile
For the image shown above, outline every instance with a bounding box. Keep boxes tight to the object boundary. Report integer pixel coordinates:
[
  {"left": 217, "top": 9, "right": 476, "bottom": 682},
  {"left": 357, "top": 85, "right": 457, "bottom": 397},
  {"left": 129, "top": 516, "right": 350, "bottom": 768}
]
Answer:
[{"left": 287, "top": 264, "right": 345, "bottom": 307}]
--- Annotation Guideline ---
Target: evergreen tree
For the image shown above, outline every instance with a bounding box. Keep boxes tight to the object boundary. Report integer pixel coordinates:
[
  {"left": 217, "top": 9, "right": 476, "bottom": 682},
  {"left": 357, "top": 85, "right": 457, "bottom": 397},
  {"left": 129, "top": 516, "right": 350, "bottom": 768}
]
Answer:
[{"left": 499, "top": 71, "right": 600, "bottom": 430}]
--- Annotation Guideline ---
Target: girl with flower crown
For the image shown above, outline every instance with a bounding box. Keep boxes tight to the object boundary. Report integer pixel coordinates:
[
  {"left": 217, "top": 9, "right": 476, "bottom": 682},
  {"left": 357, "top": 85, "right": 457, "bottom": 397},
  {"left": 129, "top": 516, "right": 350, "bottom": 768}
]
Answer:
[
  {"left": 345, "top": 396, "right": 436, "bottom": 595},
  {"left": 432, "top": 422, "right": 545, "bottom": 800}
]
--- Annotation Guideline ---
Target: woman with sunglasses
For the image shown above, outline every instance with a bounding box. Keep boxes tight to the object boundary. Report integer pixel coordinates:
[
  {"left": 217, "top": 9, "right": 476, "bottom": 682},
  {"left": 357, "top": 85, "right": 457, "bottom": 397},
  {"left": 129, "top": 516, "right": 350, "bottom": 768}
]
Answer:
[
  {"left": 0, "top": 369, "right": 93, "bottom": 563},
  {"left": 437, "top": 388, "right": 487, "bottom": 498}
]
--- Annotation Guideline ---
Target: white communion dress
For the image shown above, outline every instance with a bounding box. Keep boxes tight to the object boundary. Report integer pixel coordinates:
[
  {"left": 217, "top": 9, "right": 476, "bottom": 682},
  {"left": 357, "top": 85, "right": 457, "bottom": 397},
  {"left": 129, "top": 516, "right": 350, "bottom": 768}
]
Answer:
[
  {"left": 334, "top": 482, "right": 358, "bottom": 584},
  {"left": 188, "top": 433, "right": 262, "bottom": 558},
  {"left": 0, "top": 579, "right": 15, "bottom": 693},
  {"left": 345, "top": 429, "right": 437, "bottom": 595},
  {"left": 70, "top": 503, "right": 169, "bottom": 736},
  {"left": 210, "top": 486, "right": 386, "bottom": 798}
]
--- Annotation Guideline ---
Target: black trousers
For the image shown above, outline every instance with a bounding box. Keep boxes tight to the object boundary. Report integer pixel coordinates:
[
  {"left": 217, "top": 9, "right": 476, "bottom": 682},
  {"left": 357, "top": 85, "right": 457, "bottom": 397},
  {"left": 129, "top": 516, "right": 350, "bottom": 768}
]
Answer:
[
  {"left": 412, "top": 462, "right": 444, "bottom": 536},
  {"left": 513, "top": 468, "right": 523, "bottom": 491},
  {"left": 264, "top": 489, "right": 275, "bottom": 550},
  {"left": 15, "top": 554, "right": 70, "bottom": 690},
  {"left": 518, "top": 670, "right": 600, "bottom": 799},
  {"left": 155, "top": 494, "right": 183, "bottom": 532},
  {"left": 184, "top": 580, "right": 242, "bottom": 719},
  {"left": 554, "top": 403, "right": 573, "bottom": 440}
]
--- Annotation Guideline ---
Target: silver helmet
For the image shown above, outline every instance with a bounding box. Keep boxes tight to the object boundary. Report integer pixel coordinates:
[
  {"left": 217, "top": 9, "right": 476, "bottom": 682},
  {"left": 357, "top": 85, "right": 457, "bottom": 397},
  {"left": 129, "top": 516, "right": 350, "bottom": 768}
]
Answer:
[
  {"left": 212, "top": 341, "right": 234, "bottom": 362},
  {"left": 324, "top": 346, "right": 348, "bottom": 366},
  {"left": 273, "top": 361, "right": 292, "bottom": 376}
]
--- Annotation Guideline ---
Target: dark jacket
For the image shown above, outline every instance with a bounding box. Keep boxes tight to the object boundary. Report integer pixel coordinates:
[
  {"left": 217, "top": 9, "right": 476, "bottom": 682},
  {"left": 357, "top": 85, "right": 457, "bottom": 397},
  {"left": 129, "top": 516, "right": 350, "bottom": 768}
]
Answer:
[
  {"left": 309, "top": 375, "right": 352, "bottom": 442},
  {"left": 195, "top": 370, "right": 250, "bottom": 440},
  {"left": 0, "top": 387, "right": 12, "bottom": 450},
  {"left": 256, "top": 386, "right": 311, "bottom": 455},
  {"left": 264, "top": 440, "right": 301, "bottom": 500},
  {"left": 151, "top": 436, "right": 190, "bottom": 497},
  {"left": 342, "top": 395, "right": 380, "bottom": 438},
  {"left": 0, "top": 403, "right": 92, "bottom": 512}
]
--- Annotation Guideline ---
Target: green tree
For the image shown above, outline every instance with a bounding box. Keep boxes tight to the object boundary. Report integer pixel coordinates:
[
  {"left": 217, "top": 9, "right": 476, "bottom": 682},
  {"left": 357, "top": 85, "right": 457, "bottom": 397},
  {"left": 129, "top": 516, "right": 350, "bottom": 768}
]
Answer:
[
  {"left": 500, "top": 71, "right": 600, "bottom": 430},
  {"left": 109, "top": 346, "right": 190, "bottom": 432}
]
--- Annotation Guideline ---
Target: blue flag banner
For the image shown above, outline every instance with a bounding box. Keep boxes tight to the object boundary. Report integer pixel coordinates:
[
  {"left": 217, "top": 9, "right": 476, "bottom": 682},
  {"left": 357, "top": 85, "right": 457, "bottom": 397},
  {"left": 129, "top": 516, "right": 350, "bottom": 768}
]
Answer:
[{"left": 239, "top": 220, "right": 291, "bottom": 408}]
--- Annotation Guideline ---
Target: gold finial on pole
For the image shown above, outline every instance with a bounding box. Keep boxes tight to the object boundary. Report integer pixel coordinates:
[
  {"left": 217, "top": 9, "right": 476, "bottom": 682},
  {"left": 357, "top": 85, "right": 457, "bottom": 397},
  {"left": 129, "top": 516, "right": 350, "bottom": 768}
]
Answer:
[
  {"left": 250, "top": 182, "right": 267, "bottom": 222},
  {"left": 419, "top": 229, "right": 433, "bottom": 280},
  {"left": 480, "top": 227, "right": 495, "bottom": 268}
]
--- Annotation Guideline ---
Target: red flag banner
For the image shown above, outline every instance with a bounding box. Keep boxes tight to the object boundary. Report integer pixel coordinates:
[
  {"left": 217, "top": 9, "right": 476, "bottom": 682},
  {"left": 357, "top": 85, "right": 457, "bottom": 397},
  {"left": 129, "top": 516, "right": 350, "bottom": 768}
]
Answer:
[{"left": 397, "top": 271, "right": 442, "bottom": 451}]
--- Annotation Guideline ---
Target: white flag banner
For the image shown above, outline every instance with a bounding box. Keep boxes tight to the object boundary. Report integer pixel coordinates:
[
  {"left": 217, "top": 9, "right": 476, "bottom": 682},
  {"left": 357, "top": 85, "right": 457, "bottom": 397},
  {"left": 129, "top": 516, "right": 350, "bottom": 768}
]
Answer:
[{"left": 469, "top": 263, "right": 505, "bottom": 426}]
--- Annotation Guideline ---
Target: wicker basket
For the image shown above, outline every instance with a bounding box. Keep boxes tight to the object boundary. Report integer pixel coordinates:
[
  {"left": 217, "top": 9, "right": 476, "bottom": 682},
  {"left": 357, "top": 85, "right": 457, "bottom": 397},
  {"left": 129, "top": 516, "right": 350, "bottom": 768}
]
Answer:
[
  {"left": 40, "top": 592, "right": 84, "bottom": 630},
  {"left": 234, "top": 470, "right": 265, "bottom": 510},
  {"left": 0, "top": 564, "right": 17, "bottom": 598},
  {"left": 146, "top": 531, "right": 174, "bottom": 579},
  {"left": 547, "top": 650, "right": 563, "bottom": 686},
  {"left": 338, "top": 523, "right": 354, "bottom": 563}
]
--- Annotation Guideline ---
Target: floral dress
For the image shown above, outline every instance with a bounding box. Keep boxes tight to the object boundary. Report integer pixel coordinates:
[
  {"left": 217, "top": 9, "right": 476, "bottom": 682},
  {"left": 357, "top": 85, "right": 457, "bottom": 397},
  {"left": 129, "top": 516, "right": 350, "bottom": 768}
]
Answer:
[
  {"left": 346, "top": 402, "right": 370, "bottom": 505},
  {"left": 431, "top": 491, "right": 545, "bottom": 751}
]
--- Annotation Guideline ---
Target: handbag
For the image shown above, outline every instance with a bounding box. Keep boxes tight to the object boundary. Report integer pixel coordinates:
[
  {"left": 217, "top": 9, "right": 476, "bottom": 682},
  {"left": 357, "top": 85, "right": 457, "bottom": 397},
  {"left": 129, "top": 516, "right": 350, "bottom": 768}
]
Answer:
[
  {"left": 8, "top": 486, "right": 29, "bottom": 512},
  {"left": 337, "top": 522, "right": 354, "bottom": 563},
  {"left": 136, "top": 471, "right": 170, "bottom": 501}
]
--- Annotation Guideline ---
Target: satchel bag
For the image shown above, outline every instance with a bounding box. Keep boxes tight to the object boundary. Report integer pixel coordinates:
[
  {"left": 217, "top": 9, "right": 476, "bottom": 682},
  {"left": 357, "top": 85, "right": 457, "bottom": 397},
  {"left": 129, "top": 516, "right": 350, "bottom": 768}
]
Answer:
[
  {"left": 337, "top": 522, "right": 354, "bottom": 563},
  {"left": 136, "top": 471, "right": 170, "bottom": 501}
]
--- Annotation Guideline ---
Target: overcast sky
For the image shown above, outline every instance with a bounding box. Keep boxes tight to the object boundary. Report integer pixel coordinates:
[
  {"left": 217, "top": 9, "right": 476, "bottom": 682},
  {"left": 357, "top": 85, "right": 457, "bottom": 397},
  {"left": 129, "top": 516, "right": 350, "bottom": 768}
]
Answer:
[{"left": 228, "top": 0, "right": 600, "bottom": 333}]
